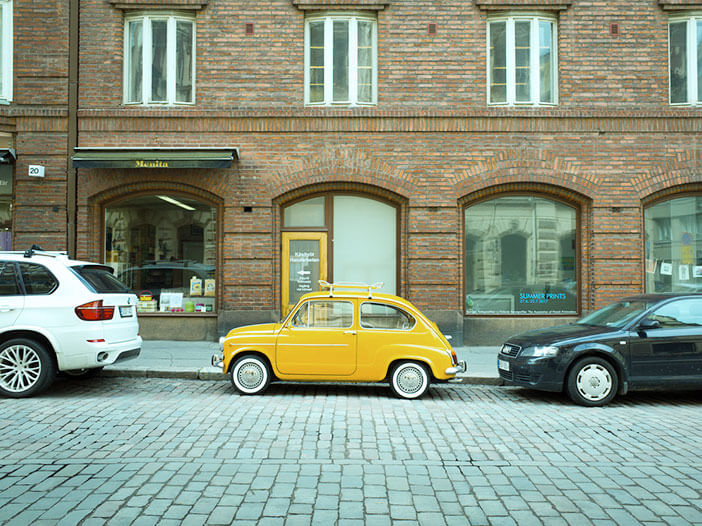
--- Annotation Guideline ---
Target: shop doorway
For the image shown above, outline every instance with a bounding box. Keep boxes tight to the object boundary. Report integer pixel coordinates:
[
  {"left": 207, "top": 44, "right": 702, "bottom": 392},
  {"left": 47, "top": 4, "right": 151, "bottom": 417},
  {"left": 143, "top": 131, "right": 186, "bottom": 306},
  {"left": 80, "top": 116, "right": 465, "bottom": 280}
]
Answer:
[{"left": 281, "top": 194, "right": 397, "bottom": 315}]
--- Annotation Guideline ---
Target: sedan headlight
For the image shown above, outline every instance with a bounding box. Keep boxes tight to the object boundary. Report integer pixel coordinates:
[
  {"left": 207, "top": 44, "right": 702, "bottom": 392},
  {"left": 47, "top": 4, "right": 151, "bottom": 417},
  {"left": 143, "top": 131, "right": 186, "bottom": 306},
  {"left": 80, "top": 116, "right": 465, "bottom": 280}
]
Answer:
[{"left": 523, "top": 345, "right": 560, "bottom": 358}]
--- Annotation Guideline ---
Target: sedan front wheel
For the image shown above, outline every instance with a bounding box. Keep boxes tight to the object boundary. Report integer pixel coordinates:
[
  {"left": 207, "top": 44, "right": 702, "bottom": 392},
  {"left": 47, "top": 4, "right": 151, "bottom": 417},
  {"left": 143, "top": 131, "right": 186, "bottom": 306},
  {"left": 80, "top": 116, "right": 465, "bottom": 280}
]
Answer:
[
  {"left": 0, "top": 338, "right": 55, "bottom": 398},
  {"left": 566, "top": 357, "right": 618, "bottom": 407},
  {"left": 230, "top": 355, "right": 271, "bottom": 395}
]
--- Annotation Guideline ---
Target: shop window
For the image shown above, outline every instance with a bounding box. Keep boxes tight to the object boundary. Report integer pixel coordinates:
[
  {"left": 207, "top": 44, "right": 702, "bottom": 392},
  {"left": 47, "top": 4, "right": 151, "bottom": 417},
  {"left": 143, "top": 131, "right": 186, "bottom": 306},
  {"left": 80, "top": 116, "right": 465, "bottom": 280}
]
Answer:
[
  {"left": 0, "top": 0, "right": 12, "bottom": 102},
  {"left": 0, "top": 198, "right": 10, "bottom": 250},
  {"left": 669, "top": 15, "right": 702, "bottom": 105},
  {"left": 487, "top": 14, "right": 557, "bottom": 106},
  {"left": 464, "top": 195, "right": 577, "bottom": 315},
  {"left": 304, "top": 13, "right": 377, "bottom": 106},
  {"left": 124, "top": 12, "right": 195, "bottom": 105},
  {"left": 105, "top": 194, "right": 216, "bottom": 314},
  {"left": 644, "top": 195, "right": 702, "bottom": 292}
]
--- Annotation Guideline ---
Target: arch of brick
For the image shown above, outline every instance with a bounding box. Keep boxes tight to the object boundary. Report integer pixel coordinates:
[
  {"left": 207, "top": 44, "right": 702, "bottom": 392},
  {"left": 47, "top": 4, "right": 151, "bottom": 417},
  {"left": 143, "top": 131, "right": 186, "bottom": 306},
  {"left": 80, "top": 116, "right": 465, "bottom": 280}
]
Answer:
[
  {"left": 452, "top": 150, "right": 597, "bottom": 201},
  {"left": 633, "top": 154, "right": 702, "bottom": 201},
  {"left": 270, "top": 147, "right": 418, "bottom": 201}
]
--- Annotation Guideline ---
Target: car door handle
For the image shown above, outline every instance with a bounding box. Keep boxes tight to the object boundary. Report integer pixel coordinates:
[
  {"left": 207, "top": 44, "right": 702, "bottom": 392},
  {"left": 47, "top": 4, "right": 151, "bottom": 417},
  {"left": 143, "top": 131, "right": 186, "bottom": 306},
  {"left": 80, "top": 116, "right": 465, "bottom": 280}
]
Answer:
[
  {"left": 0, "top": 305, "right": 15, "bottom": 312},
  {"left": 344, "top": 330, "right": 356, "bottom": 335}
]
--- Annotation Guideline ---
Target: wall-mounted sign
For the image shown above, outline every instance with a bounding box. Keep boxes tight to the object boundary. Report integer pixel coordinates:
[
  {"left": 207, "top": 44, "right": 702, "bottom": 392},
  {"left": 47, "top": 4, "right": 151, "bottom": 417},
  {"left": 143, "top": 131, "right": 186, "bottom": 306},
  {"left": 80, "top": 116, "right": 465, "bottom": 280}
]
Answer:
[{"left": 28, "top": 165, "right": 45, "bottom": 178}]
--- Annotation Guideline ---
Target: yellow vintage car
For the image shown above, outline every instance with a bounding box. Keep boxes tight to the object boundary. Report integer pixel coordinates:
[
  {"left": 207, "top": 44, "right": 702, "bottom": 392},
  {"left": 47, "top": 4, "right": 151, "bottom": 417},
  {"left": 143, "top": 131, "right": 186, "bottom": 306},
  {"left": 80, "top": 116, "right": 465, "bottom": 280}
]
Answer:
[{"left": 212, "top": 282, "right": 466, "bottom": 399}]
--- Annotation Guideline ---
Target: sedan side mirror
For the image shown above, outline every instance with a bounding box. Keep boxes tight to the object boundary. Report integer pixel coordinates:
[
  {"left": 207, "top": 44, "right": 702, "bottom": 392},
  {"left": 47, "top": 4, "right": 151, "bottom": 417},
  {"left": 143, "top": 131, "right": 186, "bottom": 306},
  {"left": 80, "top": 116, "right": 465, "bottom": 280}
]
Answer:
[{"left": 638, "top": 318, "right": 661, "bottom": 330}]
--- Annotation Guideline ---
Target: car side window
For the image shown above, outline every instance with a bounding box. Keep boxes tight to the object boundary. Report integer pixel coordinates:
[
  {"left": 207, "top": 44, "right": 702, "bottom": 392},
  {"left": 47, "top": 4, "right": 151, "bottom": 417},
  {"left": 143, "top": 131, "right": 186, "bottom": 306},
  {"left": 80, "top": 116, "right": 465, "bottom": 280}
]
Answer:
[
  {"left": 19, "top": 263, "right": 59, "bottom": 295},
  {"left": 0, "top": 262, "right": 20, "bottom": 296},
  {"left": 649, "top": 299, "right": 702, "bottom": 328},
  {"left": 360, "top": 302, "right": 415, "bottom": 330},
  {"left": 290, "top": 300, "right": 353, "bottom": 329}
]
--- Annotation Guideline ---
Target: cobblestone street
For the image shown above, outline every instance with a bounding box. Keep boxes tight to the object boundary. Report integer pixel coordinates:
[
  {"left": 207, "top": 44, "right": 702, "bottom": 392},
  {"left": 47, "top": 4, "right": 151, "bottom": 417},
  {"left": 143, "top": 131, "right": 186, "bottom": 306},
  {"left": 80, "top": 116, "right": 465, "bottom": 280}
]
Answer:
[{"left": 0, "top": 377, "right": 701, "bottom": 525}]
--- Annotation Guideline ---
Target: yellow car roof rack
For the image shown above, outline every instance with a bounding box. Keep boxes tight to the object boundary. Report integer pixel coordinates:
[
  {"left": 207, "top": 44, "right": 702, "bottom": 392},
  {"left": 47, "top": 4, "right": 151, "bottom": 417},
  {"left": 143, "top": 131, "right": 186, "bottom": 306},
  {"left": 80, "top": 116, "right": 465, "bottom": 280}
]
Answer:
[{"left": 319, "top": 280, "right": 384, "bottom": 299}]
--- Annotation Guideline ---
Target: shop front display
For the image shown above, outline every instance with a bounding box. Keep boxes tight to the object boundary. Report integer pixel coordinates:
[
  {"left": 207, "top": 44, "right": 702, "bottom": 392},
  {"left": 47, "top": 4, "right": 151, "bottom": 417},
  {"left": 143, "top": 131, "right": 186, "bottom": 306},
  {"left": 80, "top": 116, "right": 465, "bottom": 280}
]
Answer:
[{"left": 104, "top": 194, "right": 217, "bottom": 315}]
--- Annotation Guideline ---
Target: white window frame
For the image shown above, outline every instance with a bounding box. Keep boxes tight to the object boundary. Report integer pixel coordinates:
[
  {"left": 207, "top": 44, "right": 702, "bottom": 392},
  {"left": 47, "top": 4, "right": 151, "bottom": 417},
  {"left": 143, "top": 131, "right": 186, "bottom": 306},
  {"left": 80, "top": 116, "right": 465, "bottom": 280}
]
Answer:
[
  {"left": 0, "top": 0, "right": 13, "bottom": 103},
  {"left": 123, "top": 12, "right": 196, "bottom": 106},
  {"left": 304, "top": 12, "right": 378, "bottom": 107},
  {"left": 668, "top": 14, "right": 702, "bottom": 106},
  {"left": 486, "top": 13, "right": 558, "bottom": 107}
]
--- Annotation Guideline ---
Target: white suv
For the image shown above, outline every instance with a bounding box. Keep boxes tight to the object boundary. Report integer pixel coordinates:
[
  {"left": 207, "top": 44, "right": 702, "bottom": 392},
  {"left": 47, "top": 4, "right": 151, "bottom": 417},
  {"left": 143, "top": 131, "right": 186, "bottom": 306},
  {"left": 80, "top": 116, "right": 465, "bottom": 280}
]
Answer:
[{"left": 0, "top": 247, "right": 142, "bottom": 397}]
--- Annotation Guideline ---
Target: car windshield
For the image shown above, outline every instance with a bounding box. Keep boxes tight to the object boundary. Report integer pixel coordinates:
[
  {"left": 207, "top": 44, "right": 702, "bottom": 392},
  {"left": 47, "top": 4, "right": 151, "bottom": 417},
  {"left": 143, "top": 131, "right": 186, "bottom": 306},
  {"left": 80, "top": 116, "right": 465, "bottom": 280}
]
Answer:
[{"left": 577, "top": 300, "right": 656, "bottom": 328}]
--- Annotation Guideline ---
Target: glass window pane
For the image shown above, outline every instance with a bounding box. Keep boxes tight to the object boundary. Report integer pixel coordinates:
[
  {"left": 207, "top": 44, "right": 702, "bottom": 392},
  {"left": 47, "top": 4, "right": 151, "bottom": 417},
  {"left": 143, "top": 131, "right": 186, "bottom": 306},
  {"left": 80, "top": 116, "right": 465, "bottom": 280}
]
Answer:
[
  {"left": 288, "top": 239, "right": 321, "bottom": 305},
  {"left": 670, "top": 21, "right": 688, "bottom": 104},
  {"left": 357, "top": 21, "right": 373, "bottom": 103},
  {"left": 19, "top": 264, "right": 58, "bottom": 295},
  {"left": 514, "top": 21, "right": 531, "bottom": 102},
  {"left": 644, "top": 196, "right": 702, "bottom": 293},
  {"left": 361, "top": 302, "right": 414, "bottom": 330},
  {"left": 0, "top": 262, "right": 20, "bottom": 296},
  {"left": 284, "top": 196, "right": 325, "bottom": 227},
  {"left": 176, "top": 20, "right": 194, "bottom": 103},
  {"left": 308, "top": 20, "right": 325, "bottom": 103},
  {"left": 539, "top": 20, "right": 553, "bottom": 103},
  {"left": 465, "top": 196, "right": 577, "bottom": 315},
  {"left": 0, "top": 9, "right": 4, "bottom": 92},
  {"left": 698, "top": 21, "right": 702, "bottom": 103},
  {"left": 127, "top": 20, "right": 143, "bottom": 103},
  {"left": 150, "top": 19, "right": 168, "bottom": 102},
  {"left": 333, "top": 196, "right": 396, "bottom": 294},
  {"left": 332, "top": 20, "right": 349, "bottom": 102},
  {"left": 105, "top": 195, "right": 217, "bottom": 314},
  {"left": 308, "top": 301, "right": 353, "bottom": 328},
  {"left": 489, "top": 21, "right": 507, "bottom": 103}
]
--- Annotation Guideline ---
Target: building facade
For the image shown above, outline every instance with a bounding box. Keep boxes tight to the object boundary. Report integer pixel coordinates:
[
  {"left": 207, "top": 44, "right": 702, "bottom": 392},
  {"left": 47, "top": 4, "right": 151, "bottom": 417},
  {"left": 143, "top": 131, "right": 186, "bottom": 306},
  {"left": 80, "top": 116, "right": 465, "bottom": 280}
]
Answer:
[{"left": 2, "top": 0, "right": 702, "bottom": 343}]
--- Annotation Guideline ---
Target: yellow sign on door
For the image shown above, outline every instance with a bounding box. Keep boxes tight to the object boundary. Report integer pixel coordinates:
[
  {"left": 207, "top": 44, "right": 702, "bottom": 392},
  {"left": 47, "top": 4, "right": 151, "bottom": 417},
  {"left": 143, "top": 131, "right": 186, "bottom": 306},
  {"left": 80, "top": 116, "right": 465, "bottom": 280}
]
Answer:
[{"left": 281, "top": 232, "right": 327, "bottom": 316}]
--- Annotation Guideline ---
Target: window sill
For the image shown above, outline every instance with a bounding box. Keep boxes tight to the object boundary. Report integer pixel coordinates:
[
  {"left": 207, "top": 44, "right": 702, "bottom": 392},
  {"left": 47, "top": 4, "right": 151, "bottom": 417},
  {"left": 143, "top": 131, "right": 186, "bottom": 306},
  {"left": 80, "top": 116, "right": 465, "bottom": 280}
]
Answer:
[
  {"left": 110, "top": 0, "right": 207, "bottom": 10},
  {"left": 137, "top": 312, "right": 218, "bottom": 317},
  {"left": 475, "top": 0, "right": 571, "bottom": 10}
]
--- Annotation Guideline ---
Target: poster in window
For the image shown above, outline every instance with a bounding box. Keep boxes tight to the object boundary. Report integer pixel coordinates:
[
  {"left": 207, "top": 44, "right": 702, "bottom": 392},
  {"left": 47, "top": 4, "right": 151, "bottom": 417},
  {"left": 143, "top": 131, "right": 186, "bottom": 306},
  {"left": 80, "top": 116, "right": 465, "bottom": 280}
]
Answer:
[
  {"left": 660, "top": 262, "right": 673, "bottom": 276},
  {"left": 679, "top": 265, "right": 690, "bottom": 281},
  {"left": 693, "top": 266, "right": 702, "bottom": 278},
  {"left": 645, "top": 259, "right": 657, "bottom": 274}
]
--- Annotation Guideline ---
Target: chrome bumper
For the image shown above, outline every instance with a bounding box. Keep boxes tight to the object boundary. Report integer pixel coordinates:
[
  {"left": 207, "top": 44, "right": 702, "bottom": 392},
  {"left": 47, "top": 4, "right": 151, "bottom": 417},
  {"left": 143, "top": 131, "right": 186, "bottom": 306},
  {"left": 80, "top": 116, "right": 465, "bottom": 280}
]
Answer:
[
  {"left": 445, "top": 360, "right": 466, "bottom": 375},
  {"left": 211, "top": 352, "right": 224, "bottom": 369}
]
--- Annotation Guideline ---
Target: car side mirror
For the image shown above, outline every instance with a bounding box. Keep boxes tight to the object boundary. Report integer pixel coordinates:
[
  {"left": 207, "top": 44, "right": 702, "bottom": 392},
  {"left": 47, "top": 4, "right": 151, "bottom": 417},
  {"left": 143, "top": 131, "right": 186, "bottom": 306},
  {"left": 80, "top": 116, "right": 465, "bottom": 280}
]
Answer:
[{"left": 638, "top": 318, "right": 661, "bottom": 331}]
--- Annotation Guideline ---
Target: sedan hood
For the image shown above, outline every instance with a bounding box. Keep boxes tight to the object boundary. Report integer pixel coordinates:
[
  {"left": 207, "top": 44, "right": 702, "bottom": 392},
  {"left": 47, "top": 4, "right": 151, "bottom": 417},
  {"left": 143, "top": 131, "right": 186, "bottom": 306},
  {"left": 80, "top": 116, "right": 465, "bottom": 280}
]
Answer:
[
  {"left": 507, "top": 323, "right": 622, "bottom": 347},
  {"left": 227, "top": 323, "right": 280, "bottom": 337}
]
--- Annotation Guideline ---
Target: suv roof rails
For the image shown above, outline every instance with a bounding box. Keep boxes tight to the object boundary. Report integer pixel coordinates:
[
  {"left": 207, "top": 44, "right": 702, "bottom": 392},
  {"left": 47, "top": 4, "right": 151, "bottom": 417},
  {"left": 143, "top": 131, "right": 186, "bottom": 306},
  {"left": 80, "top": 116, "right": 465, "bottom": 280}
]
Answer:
[
  {"left": 319, "top": 280, "right": 384, "bottom": 299},
  {"left": 23, "top": 245, "right": 69, "bottom": 258}
]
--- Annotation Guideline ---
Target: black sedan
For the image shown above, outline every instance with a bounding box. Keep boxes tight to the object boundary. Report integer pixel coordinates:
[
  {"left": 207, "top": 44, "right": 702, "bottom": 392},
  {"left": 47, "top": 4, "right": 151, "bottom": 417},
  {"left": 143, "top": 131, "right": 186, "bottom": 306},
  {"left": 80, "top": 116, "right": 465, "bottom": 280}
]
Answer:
[{"left": 498, "top": 294, "right": 702, "bottom": 406}]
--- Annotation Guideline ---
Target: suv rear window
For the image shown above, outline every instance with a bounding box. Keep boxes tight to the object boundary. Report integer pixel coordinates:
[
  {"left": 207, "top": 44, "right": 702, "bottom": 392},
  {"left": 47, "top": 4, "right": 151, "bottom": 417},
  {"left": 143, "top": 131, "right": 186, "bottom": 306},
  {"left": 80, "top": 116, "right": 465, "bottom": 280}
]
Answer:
[{"left": 72, "top": 265, "right": 131, "bottom": 293}]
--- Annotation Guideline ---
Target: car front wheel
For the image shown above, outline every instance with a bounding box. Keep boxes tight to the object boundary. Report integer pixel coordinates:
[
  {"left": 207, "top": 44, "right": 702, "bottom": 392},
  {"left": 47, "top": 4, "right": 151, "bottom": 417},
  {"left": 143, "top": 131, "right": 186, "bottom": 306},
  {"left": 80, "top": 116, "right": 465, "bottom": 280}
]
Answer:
[
  {"left": 230, "top": 355, "right": 271, "bottom": 395},
  {"left": 390, "top": 361, "right": 430, "bottom": 399},
  {"left": 566, "top": 357, "right": 618, "bottom": 407},
  {"left": 0, "top": 338, "right": 55, "bottom": 398}
]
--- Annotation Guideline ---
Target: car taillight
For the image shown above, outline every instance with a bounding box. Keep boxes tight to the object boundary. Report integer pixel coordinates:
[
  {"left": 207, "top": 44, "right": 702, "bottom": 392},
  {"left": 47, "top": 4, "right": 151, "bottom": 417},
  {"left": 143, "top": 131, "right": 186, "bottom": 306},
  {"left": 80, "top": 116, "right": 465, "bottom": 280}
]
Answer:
[
  {"left": 75, "top": 300, "right": 115, "bottom": 321},
  {"left": 451, "top": 348, "right": 458, "bottom": 365}
]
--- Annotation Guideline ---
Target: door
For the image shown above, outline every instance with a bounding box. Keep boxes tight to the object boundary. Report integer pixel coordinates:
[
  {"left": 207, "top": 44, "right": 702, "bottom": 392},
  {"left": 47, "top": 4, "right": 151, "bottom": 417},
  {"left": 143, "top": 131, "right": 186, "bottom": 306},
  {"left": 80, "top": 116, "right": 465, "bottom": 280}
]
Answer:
[
  {"left": 0, "top": 262, "right": 24, "bottom": 327},
  {"left": 629, "top": 298, "right": 702, "bottom": 381},
  {"left": 276, "top": 299, "right": 357, "bottom": 376},
  {"left": 281, "top": 232, "right": 327, "bottom": 316}
]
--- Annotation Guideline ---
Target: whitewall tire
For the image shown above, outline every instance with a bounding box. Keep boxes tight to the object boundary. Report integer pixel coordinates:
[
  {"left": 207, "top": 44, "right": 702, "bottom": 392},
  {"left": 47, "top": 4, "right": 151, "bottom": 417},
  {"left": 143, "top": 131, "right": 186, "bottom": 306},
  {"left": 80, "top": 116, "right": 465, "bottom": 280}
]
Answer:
[
  {"left": 230, "top": 355, "right": 271, "bottom": 395},
  {"left": 390, "top": 361, "right": 430, "bottom": 399}
]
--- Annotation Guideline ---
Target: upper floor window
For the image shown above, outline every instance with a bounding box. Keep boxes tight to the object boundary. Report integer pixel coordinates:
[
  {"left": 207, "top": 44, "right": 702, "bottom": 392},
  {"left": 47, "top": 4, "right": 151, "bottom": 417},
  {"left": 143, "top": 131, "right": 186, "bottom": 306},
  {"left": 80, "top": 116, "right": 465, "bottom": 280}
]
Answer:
[
  {"left": 487, "top": 15, "right": 557, "bottom": 106},
  {"left": 669, "top": 15, "right": 702, "bottom": 105},
  {"left": 124, "top": 13, "right": 195, "bottom": 105},
  {"left": 304, "top": 13, "right": 377, "bottom": 106},
  {"left": 0, "top": 0, "right": 13, "bottom": 103}
]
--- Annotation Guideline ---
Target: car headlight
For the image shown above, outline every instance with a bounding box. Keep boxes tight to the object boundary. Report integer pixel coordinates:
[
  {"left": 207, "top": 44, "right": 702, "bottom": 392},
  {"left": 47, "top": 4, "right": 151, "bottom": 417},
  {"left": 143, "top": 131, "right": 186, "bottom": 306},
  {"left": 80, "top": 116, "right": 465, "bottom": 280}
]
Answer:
[{"left": 524, "top": 345, "right": 559, "bottom": 357}]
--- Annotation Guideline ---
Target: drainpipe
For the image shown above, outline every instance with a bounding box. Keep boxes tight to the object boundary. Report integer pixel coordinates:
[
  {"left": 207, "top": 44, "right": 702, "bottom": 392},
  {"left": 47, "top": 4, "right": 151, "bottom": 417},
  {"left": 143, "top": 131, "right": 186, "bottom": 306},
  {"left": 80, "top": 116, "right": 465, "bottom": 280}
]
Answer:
[{"left": 67, "top": 0, "right": 79, "bottom": 257}]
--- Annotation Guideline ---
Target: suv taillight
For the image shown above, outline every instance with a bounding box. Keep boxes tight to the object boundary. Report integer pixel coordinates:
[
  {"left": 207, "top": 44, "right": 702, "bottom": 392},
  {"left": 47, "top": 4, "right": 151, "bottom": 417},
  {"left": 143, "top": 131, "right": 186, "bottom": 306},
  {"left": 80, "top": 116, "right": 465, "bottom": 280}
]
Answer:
[{"left": 75, "top": 300, "right": 115, "bottom": 321}]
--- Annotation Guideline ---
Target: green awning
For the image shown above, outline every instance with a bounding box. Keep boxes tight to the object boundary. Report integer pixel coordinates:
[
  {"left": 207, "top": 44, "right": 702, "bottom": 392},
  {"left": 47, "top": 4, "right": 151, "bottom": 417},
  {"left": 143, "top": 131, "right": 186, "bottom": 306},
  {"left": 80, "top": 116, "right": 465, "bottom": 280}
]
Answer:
[{"left": 72, "top": 147, "right": 238, "bottom": 169}]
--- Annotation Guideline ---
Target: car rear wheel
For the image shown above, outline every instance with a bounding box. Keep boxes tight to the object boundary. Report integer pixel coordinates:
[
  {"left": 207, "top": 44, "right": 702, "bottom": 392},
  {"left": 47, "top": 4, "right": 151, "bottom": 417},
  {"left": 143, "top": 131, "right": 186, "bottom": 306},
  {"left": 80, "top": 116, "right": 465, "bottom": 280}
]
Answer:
[
  {"left": 230, "top": 355, "right": 271, "bottom": 395},
  {"left": 566, "top": 357, "right": 618, "bottom": 407},
  {"left": 390, "top": 361, "right": 430, "bottom": 399},
  {"left": 0, "top": 338, "right": 55, "bottom": 398}
]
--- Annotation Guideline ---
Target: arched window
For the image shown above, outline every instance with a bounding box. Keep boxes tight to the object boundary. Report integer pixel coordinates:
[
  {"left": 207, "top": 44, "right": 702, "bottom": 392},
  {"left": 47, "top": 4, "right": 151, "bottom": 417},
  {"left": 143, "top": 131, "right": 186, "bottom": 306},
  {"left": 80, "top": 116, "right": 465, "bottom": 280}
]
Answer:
[
  {"left": 644, "top": 195, "right": 702, "bottom": 292},
  {"left": 464, "top": 195, "right": 577, "bottom": 315},
  {"left": 104, "top": 194, "right": 217, "bottom": 314}
]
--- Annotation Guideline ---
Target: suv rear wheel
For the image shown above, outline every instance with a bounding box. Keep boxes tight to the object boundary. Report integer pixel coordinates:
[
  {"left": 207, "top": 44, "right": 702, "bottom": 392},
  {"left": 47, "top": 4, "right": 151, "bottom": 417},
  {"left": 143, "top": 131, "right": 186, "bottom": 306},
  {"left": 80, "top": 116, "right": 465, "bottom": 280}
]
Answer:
[{"left": 0, "top": 338, "right": 55, "bottom": 398}]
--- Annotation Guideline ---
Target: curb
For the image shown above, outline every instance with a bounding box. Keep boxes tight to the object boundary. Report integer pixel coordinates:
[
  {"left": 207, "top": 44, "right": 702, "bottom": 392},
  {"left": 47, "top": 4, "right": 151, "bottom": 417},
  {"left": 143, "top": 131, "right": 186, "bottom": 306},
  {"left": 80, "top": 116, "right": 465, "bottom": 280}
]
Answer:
[{"left": 101, "top": 368, "right": 503, "bottom": 386}]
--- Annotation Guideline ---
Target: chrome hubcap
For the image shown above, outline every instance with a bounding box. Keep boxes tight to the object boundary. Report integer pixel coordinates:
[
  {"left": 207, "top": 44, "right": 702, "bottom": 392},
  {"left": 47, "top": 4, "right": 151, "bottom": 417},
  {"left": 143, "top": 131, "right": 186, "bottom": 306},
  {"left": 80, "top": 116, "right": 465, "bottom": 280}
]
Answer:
[
  {"left": 396, "top": 365, "right": 423, "bottom": 394},
  {"left": 576, "top": 364, "right": 612, "bottom": 401},
  {"left": 0, "top": 345, "right": 42, "bottom": 393},
  {"left": 237, "top": 361, "right": 264, "bottom": 390}
]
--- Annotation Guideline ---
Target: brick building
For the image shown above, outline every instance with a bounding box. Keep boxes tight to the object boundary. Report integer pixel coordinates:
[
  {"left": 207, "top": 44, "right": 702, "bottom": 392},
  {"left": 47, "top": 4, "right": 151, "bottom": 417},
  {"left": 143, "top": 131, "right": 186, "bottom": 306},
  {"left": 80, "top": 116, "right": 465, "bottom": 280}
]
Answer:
[{"left": 2, "top": 0, "right": 701, "bottom": 343}]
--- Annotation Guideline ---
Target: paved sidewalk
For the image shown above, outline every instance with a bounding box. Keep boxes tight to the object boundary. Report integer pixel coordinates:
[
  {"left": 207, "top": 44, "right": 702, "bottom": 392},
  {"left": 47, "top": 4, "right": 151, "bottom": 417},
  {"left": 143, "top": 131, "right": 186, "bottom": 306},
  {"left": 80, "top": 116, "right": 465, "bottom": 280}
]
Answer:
[{"left": 103, "top": 340, "right": 502, "bottom": 385}]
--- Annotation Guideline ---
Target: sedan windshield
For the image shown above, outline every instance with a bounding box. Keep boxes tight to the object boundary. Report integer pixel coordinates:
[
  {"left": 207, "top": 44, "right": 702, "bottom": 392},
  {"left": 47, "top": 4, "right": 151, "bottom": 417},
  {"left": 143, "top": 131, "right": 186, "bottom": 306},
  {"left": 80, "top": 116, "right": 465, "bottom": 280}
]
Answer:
[{"left": 577, "top": 300, "right": 655, "bottom": 328}]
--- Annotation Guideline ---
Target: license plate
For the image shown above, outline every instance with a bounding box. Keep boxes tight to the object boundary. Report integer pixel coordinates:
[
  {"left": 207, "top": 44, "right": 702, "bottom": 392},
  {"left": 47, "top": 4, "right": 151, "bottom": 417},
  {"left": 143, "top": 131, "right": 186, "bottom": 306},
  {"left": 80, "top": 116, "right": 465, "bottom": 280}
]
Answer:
[
  {"left": 498, "top": 359, "right": 510, "bottom": 372},
  {"left": 119, "top": 306, "right": 133, "bottom": 317}
]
